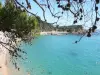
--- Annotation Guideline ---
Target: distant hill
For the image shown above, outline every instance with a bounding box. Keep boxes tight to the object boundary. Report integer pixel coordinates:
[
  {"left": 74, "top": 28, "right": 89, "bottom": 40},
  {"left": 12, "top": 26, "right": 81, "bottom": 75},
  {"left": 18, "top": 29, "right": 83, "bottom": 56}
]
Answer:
[
  {"left": 37, "top": 16, "right": 85, "bottom": 34},
  {"left": 39, "top": 21, "right": 54, "bottom": 31},
  {"left": 56, "top": 25, "right": 85, "bottom": 34},
  {"left": 36, "top": 16, "right": 55, "bottom": 31}
]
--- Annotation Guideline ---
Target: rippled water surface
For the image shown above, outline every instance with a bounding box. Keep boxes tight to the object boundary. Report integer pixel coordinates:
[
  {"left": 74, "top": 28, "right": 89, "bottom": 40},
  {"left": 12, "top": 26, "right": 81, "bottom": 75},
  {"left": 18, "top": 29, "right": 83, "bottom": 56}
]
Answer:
[{"left": 21, "top": 35, "right": 100, "bottom": 75}]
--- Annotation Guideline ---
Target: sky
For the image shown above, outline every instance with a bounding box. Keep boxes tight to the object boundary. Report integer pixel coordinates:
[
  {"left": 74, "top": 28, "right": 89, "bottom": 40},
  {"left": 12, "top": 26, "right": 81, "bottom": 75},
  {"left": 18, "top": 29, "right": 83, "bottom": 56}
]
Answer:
[
  {"left": 0, "top": 0, "right": 100, "bottom": 29},
  {"left": 29, "top": 0, "right": 76, "bottom": 26},
  {"left": 25, "top": 0, "right": 100, "bottom": 29}
]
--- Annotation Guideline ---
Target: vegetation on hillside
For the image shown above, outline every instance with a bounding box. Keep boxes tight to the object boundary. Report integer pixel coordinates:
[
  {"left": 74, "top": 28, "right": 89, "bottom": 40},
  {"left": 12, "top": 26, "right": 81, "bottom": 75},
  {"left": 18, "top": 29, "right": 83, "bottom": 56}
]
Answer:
[
  {"left": 0, "top": 2, "right": 39, "bottom": 70},
  {"left": 36, "top": 16, "right": 55, "bottom": 31},
  {"left": 56, "top": 25, "right": 84, "bottom": 33}
]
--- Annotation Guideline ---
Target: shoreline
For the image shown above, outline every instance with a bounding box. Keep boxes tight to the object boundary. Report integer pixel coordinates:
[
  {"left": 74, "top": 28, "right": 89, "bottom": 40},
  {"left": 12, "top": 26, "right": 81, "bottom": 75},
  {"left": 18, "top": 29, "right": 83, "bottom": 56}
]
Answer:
[
  {"left": 40, "top": 31, "right": 68, "bottom": 35},
  {"left": 40, "top": 31, "right": 86, "bottom": 35}
]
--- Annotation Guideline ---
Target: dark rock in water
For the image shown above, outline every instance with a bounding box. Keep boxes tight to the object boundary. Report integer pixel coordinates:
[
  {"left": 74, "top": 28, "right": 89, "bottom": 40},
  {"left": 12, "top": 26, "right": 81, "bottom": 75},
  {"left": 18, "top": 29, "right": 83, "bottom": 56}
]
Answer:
[
  {"left": 69, "top": 51, "right": 78, "bottom": 56},
  {"left": 48, "top": 71, "right": 52, "bottom": 74}
]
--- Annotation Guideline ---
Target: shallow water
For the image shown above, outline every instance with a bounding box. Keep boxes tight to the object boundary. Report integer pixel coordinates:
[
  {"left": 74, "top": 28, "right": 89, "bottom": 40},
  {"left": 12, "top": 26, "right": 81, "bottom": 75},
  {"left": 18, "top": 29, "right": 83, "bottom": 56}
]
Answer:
[{"left": 20, "top": 35, "right": 100, "bottom": 75}]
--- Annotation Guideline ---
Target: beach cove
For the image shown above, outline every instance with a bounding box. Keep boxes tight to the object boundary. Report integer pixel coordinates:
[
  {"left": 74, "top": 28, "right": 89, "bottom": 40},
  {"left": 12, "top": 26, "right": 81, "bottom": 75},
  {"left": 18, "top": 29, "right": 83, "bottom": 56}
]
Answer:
[
  {"left": 1, "top": 34, "right": 100, "bottom": 75},
  {"left": 21, "top": 35, "right": 100, "bottom": 75}
]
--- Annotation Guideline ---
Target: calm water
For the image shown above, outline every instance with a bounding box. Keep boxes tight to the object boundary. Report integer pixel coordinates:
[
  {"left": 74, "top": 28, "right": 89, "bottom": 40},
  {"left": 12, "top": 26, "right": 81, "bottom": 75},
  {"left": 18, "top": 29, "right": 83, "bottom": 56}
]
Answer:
[{"left": 21, "top": 35, "right": 100, "bottom": 75}]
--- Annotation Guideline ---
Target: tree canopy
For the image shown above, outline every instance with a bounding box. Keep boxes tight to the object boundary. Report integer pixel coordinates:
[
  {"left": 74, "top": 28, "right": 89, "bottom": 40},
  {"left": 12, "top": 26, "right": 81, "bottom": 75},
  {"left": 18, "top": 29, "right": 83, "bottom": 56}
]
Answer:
[
  {"left": 0, "top": 1, "right": 39, "bottom": 70},
  {"left": 0, "top": 1, "right": 57, "bottom": 70}
]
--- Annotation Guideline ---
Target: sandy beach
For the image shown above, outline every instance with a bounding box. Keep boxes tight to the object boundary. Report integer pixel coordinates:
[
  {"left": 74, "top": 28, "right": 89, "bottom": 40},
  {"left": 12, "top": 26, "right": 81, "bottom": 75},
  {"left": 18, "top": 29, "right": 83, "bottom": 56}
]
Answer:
[
  {"left": 0, "top": 31, "right": 26, "bottom": 75},
  {"left": 40, "top": 31, "right": 68, "bottom": 35},
  {"left": 0, "top": 31, "right": 9, "bottom": 75}
]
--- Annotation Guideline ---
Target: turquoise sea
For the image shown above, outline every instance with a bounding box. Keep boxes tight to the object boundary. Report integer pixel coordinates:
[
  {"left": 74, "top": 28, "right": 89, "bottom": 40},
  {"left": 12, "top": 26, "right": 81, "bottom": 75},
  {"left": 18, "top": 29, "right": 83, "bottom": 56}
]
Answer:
[{"left": 20, "top": 35, "right": 100, "bottom": 75}]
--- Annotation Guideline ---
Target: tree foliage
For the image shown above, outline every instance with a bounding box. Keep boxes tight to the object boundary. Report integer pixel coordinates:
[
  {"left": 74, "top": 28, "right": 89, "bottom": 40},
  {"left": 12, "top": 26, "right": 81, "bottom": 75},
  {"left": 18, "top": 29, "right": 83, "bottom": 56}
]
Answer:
[
  {"left": 0, "top": 2, "right": 38, "bottom": 39},
  {"left": 0, "top": 1, "right": 39, "bottom": 70}
]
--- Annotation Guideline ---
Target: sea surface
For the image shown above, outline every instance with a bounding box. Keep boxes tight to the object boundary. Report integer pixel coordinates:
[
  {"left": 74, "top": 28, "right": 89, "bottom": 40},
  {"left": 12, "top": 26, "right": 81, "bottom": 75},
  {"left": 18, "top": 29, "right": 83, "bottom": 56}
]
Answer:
[{"left": 19, "top": 34, "right": 100, "bottom": 75}]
